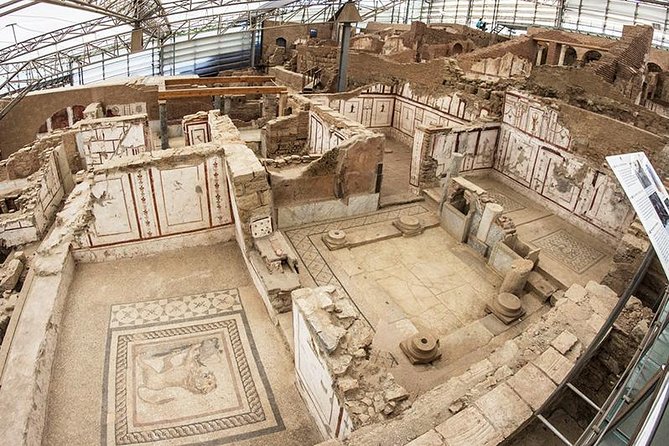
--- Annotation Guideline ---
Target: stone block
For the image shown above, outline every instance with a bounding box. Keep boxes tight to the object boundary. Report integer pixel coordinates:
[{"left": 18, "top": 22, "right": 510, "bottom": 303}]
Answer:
[
  {"left": 533, "top": 347, "right": 573, "bottom": 384},
  {"left": 474, "top": 383, "right": 532, "bottom": 438},
  {"left": 406, "top": 430, "right": 443, "bottom": 446},
  {"left": 526, "top": 271, "right": 556, "bottom": 301},
  {"left": 564, "top": 284, "right": 587, "bottom": 303},
  {"left": 551, "top": 331, "right": 579, "bottom": 355},
  {"left": 557, "top": 300, "right": 591, "bottom": 322},
  {"left": 441, "top": 203, "right": 471, "bottom": 243},
  {"left": 466, "top": 235, "right": 488, "bottom": 257},
  {"left": 585, "top": 281, "right": 618, "bottom": 301},
  {"left": 0, "top": 259, "right": 23, "bottom": 292},
  {"left": 488, "top": 241, "right": 522, "bottom": 276},
  {"left": 507, "top": 363, "right": 556, "bottom": 411},
  {"left": 489, "top": 339, "right": 520, "bottom": 367},
  {"left": 435, "top": 406, "right": 503, "bottom": 446}
]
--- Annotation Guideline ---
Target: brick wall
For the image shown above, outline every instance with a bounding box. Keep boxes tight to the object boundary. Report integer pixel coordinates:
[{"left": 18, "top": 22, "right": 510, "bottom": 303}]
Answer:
[
  {"left": 457, "top": 36, "right": 536, "bottom": 72},
  {"left": 268, "top": 66, "right": 305, "bottom": 91},
  {"left": 296, "top": 44, "right": 339, "bottom": 73},
  {"left": 261, "top": 20, "right": 334, "bottom": 66},
  {"left": 262, "top": 111, "right": 309, "bottom": 157},
  {"left": 588, "top": 25, "right": 654, "bottom": 101}
]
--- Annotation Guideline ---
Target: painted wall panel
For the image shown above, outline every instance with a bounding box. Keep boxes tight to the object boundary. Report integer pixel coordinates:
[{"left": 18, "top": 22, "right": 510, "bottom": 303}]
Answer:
[
  {"left": 152, "top": 165, "right": 209, "bottom": 234},
  {"left": 78, "top": 153, "right": 233, "bottom": 249}
]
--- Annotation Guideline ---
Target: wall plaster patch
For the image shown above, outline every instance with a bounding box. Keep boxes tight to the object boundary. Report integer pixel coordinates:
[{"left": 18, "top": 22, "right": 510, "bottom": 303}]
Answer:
[
  {"left": 532, "top": 229, "right": 606, "bottom": 273},
  {"left": 103, "top": 289, "right": 284, "bottom": 446}
]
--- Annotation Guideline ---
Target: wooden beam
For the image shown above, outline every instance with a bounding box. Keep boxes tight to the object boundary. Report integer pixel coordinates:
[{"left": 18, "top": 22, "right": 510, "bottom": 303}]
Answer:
[
  {"left": 163, "top": 76, "right": 275, "bottom": 86},
  {"left": 159, "top": 86, "right": 287, "bottom": 100}
]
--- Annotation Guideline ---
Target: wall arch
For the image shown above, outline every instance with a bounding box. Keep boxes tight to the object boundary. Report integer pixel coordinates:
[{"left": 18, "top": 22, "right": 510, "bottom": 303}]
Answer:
[
  {"left": 648, "top": 62, "right": 663, "bottom": 73},
  {"left": 37, "top": 105, "right": 85, "bottom": 134},
  {"left": 564, "top": 46, "right": 578, "bottom": 66},
  {"left": 583, "top": 50, "right": 602, "bottom": 65}
]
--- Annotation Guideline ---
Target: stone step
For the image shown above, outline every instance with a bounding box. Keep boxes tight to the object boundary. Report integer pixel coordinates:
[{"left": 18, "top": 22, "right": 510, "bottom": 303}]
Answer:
[
  {"left": 378, "top": 193, "right": 424, "bottom": 208},
  {"left": 526, "top": 271, "right": 557, "bottom": 302},
  {"left": 421, "top": 187, "right": 442, "bottom": 207},
  {"left": 536, "top": 262, "right": 568, "bottom": 290}
]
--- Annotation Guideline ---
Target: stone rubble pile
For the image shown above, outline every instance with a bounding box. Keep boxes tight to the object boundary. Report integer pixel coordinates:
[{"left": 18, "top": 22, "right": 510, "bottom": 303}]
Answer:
[
  {"left": 260, "top": 153, "right": 323, "bottom": 167},
  {"left": 320, "top": 280, "right": 646, "bottom": 446},
  {"left": 293, "top": 286, "right": 411, "bottom": 428},
  {"left": 0, "top": 250, "right": 27, "bottom": 344}
]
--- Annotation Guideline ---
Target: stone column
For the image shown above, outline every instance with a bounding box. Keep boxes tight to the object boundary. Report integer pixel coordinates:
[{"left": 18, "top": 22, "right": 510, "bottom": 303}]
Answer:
[
  {"left": 438, "top": 152, "right": 465, "bottom": 214},
  {"left": 278, "top": 92, "right": 287, "bottom": 117},
  {"left": 558, "top": 44, "right": 567, "bottom": 66},
  {"left": 223, "top": 97, "right": 232, "bottom": 115},
  {"left": 214, "top": 95, "right": 222, "bottom": 112},
  {"left": 500, "top": 258, "right": 534, "bottom": 295},
  {"left": 536, "top": 46, "right": 544, "bottom": 66},
  {"left": 476, "top": 202, "right": 504, "bottom": 241},
  {"left": 66, "top": 106, "right": 74, "bottom": 127},
  {"left": 159, "top": 100, "right": 168, "bottom": 150}
]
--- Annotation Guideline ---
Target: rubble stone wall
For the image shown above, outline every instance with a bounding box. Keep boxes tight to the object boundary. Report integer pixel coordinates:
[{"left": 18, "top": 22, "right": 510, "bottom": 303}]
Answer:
[
  {"left": 0, "top": 143, "right": 74, "bottom": 247},
  {"left": 209, "top": 111, "right": 273, "bottom": 250}
]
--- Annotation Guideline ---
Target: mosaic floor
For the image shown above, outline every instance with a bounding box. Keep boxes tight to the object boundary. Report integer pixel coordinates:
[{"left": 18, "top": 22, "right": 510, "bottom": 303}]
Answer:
[
  {"left": 487, "top": 190, "right": 526, "bottom": 213},
  {"left": 532, "top": 229, "right": 606, "bottom": 273},
  {"left": 103, "top": 289, "right": 283, "bottom": 446}
]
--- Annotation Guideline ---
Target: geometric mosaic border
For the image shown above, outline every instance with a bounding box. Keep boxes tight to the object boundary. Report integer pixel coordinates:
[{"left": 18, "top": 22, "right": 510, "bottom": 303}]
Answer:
[
  {"left": 102, "top": 289, "right": 284, "bottom": 446},
  {"left": 110, "top": 289, "right": 242, "bottom": 328},
  {"left": 114, "top": 319, "right": 266, "bottom": 445},
  {"left": 533, "top": 229, "right": 606, "bottom": 273}
]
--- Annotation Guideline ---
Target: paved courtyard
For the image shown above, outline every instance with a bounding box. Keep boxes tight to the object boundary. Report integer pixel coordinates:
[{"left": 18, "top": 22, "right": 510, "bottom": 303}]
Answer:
[{"left": 43, "top": 243, "right": 322, "bottom": 446}]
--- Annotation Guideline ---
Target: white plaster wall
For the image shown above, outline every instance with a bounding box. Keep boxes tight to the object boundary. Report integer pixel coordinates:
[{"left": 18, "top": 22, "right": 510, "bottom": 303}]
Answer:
[
  {"left": 34, "top": 152, "right": 66, "bottom": 234},
  {"left": 308, "top": 111, "right": 346, "bottom": 155},
  {"left": 277, "top": 194, "right": 380, "bottom": 228},
  {"left": 293, "top": 307, "right": 351, "bottom": 440},
  {"left": 75, "top": 117, "right": 153, "bottom": 168},
  {"left": 325, "top": 83, "right": 483, "bottom": 146},
  {"left": 106, "top": 102, "right": 147, "bottom": 116},
  {"left": 428, "top": 125, "right": 500, "bottom": 178},
  {"left": 73, "top": 153, "right": 233, "bottom": 252}
]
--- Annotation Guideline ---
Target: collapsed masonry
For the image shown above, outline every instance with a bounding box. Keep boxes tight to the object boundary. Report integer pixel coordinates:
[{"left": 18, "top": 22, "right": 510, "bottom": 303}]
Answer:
[
  {"left": 293, "top": 287, "right": 411, "bottom": 430},
  {"left": 319, "top": 281, "right": 648, "bottom": 446}
]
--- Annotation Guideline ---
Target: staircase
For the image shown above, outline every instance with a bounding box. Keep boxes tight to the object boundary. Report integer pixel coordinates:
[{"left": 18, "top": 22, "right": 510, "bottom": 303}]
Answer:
[{"left": 301, "top": 67, "right": 322, "bottom": 93}]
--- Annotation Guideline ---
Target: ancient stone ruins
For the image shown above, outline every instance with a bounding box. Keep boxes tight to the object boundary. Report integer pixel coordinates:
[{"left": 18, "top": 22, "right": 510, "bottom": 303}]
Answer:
[{"left": 1, "top": 3, "right": 669, "bottom": 446}]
